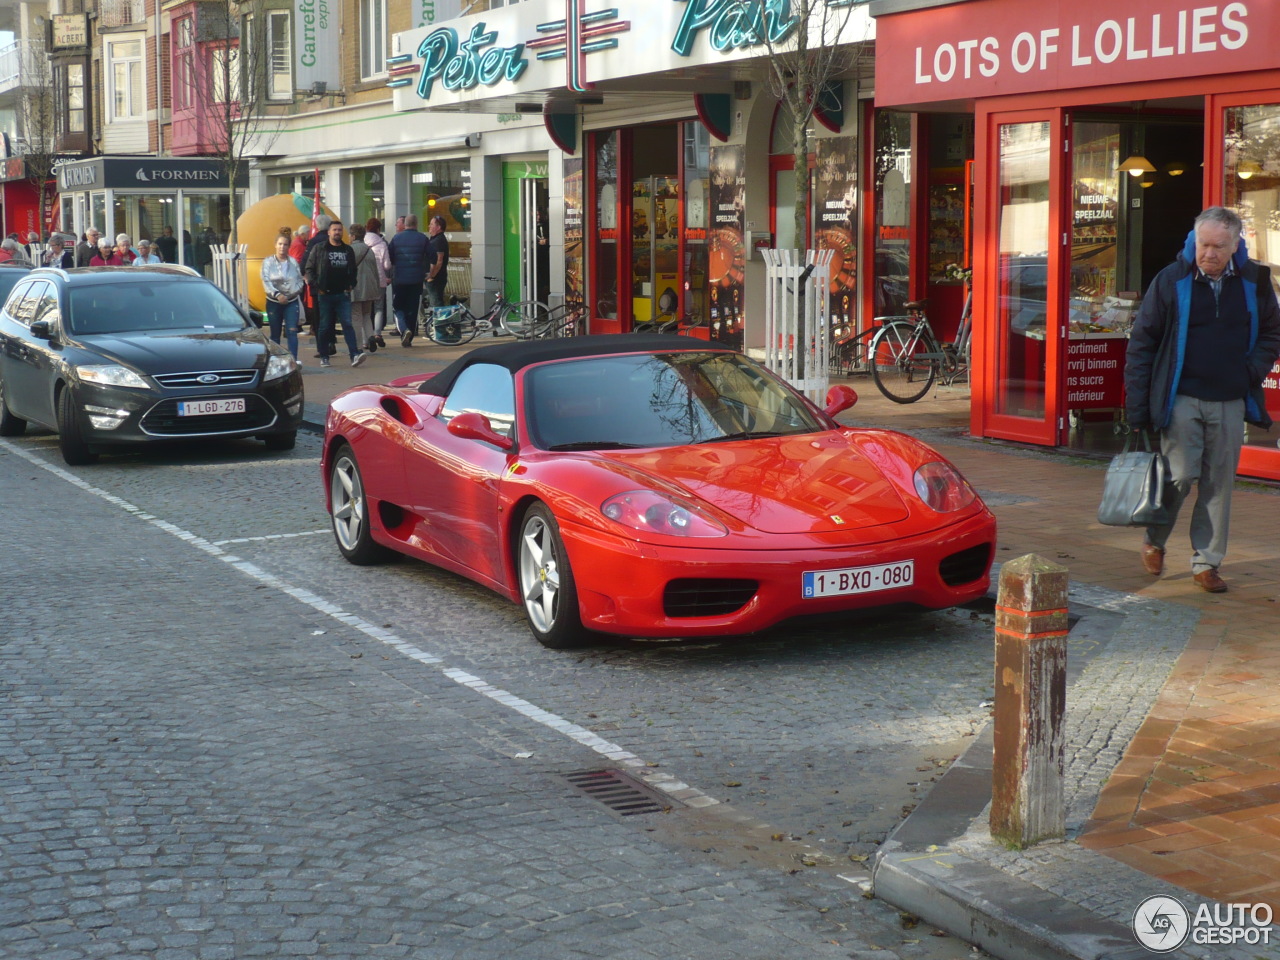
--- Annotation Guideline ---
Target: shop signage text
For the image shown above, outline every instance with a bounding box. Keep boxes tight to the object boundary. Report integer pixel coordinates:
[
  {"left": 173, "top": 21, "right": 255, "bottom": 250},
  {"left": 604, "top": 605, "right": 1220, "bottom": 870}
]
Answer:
[
  {"left": 1067, "top": 338, "right": 1124, "bottom": 407},
  {"left": 134, "top": 167, "right": 221, "bottom": 182},
  {"left": 296, "top": 0, "right": 340, "bottom": 91},
  {"left": 59, "top": 165, "right": 97, "bottom": 189},
  {"left": 58, "top": 159, "right": 234, "bottom": 191},
  {"left": 51, "top": 14, "right": 88, "bottom": 49},
  {"left": 912, "top": 6, "right": 1246, "bottom": 85},
  {"left": 875, "top": 0, "right": 1276, "bottom": 106},
  {"left": 416, "top": 23, "right": 528, "bottom": 98},
  {"left": 671, "top": 0, "right": 798, "bottom": 57}
]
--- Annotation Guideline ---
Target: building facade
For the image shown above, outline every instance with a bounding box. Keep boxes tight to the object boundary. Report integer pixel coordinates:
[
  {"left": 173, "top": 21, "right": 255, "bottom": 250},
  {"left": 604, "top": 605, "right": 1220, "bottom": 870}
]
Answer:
[{"left": 871, "top": 0, "right": 1280, "bottom": 481}]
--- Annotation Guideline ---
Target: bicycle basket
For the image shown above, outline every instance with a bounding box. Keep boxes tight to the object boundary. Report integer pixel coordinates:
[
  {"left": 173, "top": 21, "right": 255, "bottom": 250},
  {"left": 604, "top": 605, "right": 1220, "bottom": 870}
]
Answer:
[{"left": 432, "top": 305, "right": 466, "bottom": 344}]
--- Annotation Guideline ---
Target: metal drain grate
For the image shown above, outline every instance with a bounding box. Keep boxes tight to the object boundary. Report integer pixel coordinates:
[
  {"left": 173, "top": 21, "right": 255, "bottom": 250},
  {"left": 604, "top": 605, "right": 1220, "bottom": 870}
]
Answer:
[{"left": 563, "top": 769, "right": 678, "bottom": 816}]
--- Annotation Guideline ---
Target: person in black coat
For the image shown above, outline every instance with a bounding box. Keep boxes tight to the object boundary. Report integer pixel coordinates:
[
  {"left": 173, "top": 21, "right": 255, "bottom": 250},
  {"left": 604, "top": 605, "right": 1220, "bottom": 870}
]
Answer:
[
  {"left": 1124, "top": 206, "right": 1280, "bottom": 593},
  {"left": 304, "top": 219, "right": 365, "bottom": 368}
]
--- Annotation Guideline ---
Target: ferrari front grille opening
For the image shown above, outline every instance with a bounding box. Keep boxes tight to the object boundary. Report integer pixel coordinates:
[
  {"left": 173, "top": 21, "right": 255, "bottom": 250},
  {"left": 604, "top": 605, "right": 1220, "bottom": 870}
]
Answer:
[
  {"left": 663, "top": 578, "right": 758, "bottom": 618},
  {"left": 938, "top": 544, "right": 993, "bottom": 586}
]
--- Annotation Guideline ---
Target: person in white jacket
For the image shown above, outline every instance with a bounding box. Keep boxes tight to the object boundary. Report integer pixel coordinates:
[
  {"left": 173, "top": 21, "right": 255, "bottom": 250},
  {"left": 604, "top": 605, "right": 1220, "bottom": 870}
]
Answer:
[
  {"left": 362, "top": 217, "right": 392, "bottom": 349},
  {"left": 261, "top": 230, "right": 305, "bottom": 359}
]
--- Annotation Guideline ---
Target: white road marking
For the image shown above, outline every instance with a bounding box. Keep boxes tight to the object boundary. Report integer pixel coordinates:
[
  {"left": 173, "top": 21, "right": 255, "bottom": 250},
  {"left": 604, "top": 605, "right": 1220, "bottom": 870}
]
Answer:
[
  {"left": 211, "top": 530, "right": 331, "bottom": 546},
  {"left": 0, "top": 439, "right": 717, "bottom": 809}
]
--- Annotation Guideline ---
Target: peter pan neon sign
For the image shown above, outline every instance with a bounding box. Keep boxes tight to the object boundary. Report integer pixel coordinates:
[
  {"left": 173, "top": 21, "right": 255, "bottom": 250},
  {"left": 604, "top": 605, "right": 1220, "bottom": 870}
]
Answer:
[
  {"left": 670, "top": 0, "right": 799, "bottom": 56},
  {"left": 416, "top": 22, "right": 528, "bottom": 99}
]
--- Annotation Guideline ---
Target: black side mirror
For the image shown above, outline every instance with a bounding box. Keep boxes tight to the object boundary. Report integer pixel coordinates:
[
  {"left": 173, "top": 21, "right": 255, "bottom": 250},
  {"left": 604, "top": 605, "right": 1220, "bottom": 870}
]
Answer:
[
  {"left": 29, "top": 319, "right": 52, "bottom": 341},
  {"left": 248, "top": 309, "right": 264, "bottom": 328}
]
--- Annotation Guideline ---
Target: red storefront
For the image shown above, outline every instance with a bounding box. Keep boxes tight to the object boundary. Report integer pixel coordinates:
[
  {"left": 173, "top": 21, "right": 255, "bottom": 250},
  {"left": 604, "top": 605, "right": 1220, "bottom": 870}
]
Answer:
[
  {"left": 872, "top": 0, "right": 1280, "bottom": 479},
  {"left": 0, "top": 158, "right": 46, "bottom": 241}
]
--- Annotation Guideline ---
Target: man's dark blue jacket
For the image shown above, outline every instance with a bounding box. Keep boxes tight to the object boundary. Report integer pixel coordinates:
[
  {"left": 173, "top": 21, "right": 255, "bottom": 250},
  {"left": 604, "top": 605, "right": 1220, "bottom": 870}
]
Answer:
[
  {"left": 1125, "top": 230, "right": 1280, "bottom": 431},
  {"left": 387, "top": 229, "right": 430, "bottom": 285}
]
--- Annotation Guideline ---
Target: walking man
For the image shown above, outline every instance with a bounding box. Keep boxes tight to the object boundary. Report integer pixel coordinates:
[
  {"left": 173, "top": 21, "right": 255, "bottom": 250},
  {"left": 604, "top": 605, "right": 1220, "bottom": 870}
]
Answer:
[
  {"left": 304, "top": 219, "right": 367, "bottom": 368},
  {"left": 1125, "top": 206, "right": 1280, "bottom": 592},
  {"left": 387, "top": 214, "right": 430, "bottom": 347}
]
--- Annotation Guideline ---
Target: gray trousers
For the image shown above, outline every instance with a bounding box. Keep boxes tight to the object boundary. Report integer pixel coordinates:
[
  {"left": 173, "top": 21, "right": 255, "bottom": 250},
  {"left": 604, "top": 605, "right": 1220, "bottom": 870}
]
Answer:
[{"left": 1144, "top": 395, "right": 1244, "bottom": 573}]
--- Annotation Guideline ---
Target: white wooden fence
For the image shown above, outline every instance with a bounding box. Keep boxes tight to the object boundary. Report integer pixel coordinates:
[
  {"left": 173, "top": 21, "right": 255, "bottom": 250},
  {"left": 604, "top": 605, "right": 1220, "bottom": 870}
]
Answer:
[
  {"left": 210, "top": 245, "right": 251, "bottom": 312},
  {"left": 762, "top": 248, "right": 834, "bottom": 402}
]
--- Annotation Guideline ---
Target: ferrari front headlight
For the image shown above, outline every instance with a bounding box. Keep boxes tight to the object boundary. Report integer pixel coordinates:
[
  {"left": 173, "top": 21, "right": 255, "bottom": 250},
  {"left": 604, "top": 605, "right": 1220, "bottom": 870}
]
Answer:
[
  {"left": 601, "top": 490, "right": 728, "bottom": 538},
  {"left": 913, "top": 461, "right": 978, "bottom": 513}
]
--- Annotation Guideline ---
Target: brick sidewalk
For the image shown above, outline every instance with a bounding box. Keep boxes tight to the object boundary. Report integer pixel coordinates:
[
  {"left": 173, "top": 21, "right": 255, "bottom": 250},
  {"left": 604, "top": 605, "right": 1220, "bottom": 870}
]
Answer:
[
  {"left": 838, "top": 382, "right": 1280, "bottom": 914},
  {"left": 303, "top": 341, "right": 1280, "bottom": 912}
]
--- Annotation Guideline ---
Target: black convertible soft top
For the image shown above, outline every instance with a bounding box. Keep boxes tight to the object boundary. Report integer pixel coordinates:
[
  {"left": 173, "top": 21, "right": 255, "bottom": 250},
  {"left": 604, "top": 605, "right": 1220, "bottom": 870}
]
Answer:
[{"left": 417, "top": 333, "right": 733, "bottom": 396}]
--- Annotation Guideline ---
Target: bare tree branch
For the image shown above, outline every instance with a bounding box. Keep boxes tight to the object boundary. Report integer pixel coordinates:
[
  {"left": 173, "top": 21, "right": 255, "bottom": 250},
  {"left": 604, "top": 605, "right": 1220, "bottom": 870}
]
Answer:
[
  {"left": 187, "top": 0, "right": 288, "bottom": 243},
  {"left": 726, "top": 0, "right": 870, "bottom": 380},
  {"left": 20, "top": 40, "right": 58, "bottom": 237},
  {"left": 744, "top": 0, "right": 868, "bottom": 246}
]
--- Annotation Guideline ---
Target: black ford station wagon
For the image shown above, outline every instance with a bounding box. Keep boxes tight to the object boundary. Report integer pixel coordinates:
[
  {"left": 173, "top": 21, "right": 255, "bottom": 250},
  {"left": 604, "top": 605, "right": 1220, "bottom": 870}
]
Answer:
[{"left": 0, "top": 265, "right": 304, "bottom": 465}]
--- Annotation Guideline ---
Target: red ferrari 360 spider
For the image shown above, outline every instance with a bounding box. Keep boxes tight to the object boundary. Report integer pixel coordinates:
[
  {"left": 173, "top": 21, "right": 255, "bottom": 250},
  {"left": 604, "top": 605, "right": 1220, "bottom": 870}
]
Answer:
[{"left": 322, "top": 334, "right": 996, "bottom": 648}]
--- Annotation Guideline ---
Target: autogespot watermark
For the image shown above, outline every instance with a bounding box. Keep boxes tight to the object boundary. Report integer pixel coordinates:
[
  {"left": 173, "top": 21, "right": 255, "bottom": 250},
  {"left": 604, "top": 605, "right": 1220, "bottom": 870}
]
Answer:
[{"left": 1132, "top": 895, "right": 1273, "bottom": 952}]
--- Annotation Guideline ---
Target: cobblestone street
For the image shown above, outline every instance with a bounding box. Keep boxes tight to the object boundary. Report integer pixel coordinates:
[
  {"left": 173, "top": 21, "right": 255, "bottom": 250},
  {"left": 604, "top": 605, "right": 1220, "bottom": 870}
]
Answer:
[{"left": 0, "top": 430, "right": 997, "bottom": 959}]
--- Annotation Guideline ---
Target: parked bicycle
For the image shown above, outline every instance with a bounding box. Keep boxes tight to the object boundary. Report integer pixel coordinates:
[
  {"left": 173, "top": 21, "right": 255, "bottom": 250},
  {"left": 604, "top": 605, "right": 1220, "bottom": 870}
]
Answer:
[
  {"left": 519, "top": 301, "right": 586, "bottom": 339},
  {"left": 868, "top": 291, "right": 972, "bottom": 403},
  {"left": 420, "top": 276, "right": 550, "bottom": 345},
  {"left": 829, "top": 320, "right": 882, "bottom": 378}
]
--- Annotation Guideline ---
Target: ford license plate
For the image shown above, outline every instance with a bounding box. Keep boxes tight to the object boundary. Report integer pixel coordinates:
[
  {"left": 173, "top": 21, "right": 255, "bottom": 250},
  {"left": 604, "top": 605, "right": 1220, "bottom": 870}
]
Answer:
[
  {"left": 802, "top": 560, "right": 914, "bottom": 598},
  {"left": 177, "top": 398, "right": 246, "bottom": 417}
]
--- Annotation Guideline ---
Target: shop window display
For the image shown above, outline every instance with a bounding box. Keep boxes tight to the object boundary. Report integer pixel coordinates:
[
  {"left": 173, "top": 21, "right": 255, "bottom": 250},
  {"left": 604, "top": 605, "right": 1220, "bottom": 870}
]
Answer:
[
  {"left": 682, "top": 124, "right": 710, "bottom": 329},
  {"left": 593, "top": 131, "right": 620, "bottom": 320},
  {"left": 407, "top": 159, "right": 471, "bottom": 258},
  {"left": 1225, "top": 102, "right": 1280, "bottom": 449},
  {"left": 994, "top": 120, "right": 1052, "bottom": 420},
  {"left": 349, "top": 166, "right": 386, "bottom": 232},
  {"left": 873, "top": 111, "right": 912, "bottom": 316}
]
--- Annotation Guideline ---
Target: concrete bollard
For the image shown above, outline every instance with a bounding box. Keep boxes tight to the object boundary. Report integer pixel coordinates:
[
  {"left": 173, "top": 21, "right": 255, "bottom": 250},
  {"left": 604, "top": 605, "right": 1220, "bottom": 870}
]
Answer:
[{"left": 990, "top": 554, "right": 1067, "bottom": 849}]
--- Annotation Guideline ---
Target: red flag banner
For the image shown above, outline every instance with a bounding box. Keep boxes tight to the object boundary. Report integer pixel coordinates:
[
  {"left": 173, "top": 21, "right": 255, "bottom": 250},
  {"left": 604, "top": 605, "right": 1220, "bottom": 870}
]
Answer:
[{"left": 312, "top": 169, "right": 321, "bottom": 232}]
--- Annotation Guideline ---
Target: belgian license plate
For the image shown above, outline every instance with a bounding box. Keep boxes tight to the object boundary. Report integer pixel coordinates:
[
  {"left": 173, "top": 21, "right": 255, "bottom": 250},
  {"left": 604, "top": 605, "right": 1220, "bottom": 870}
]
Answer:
[
  {"left": 803, "top": 560, "right": 914, "bottom": 598},
  {"left": 177, "top": 398, "right": 245, "bottom": 417}
]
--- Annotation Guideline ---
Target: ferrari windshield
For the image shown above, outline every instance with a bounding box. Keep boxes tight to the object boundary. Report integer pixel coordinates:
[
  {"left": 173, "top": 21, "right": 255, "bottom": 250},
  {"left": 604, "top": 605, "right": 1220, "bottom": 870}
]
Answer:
[
  {"left": 526, "top": 351, "right": 825, "bottom": 451},
  {"left": 68, "top": 281, "right": 249, "bottom": 336}
]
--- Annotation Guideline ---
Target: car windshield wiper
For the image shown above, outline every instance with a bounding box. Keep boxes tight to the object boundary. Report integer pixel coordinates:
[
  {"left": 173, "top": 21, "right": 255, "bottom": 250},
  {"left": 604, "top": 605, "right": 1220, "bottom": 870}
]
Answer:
[
  {"left": 547, "top": 440, "right": 648, "bottom": 451},
  {"left": 705, "top": 430, "right": 789, "bottom": 443}
]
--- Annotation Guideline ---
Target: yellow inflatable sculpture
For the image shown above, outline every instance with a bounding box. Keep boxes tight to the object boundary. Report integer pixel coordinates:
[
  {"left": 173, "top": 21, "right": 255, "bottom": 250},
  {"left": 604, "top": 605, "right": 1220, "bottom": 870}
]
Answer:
[{"left": 237, "top": 193, "right": 340, "bottom": 311}]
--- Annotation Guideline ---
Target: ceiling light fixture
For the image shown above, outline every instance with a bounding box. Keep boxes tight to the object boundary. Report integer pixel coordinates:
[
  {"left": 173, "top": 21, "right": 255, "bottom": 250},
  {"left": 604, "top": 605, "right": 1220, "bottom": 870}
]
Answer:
[{"left": 1118, "top": 155, "right": 1156, "bottom": 177}]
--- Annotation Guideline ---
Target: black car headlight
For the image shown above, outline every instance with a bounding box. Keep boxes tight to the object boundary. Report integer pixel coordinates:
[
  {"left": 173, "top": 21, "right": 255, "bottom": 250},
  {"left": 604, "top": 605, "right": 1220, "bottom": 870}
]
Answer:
[
  {"left": 265, "top": 354, "right": 299, "bottom": 382},
  {"left": 76, "top": 364, "right": 150, "bottom": 389}
]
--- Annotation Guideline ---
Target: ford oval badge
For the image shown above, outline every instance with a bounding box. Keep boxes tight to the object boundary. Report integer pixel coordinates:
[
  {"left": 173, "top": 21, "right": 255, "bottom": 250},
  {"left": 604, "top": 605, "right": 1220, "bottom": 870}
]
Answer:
[{"left": 198, "top": 374, "right": 219, "bottom": 384}]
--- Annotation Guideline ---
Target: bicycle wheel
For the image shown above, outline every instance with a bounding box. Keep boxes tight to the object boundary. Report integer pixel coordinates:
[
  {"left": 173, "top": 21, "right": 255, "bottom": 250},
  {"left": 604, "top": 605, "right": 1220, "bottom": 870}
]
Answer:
[
  {"left": 870, "top": 320, "right": 937, "bottom": 403},
  {"left": 424, "top": 306, "right": 480, "bottom": 345},
  {"left": 502, "top": 300, "right": 553, "bottom": 339}
]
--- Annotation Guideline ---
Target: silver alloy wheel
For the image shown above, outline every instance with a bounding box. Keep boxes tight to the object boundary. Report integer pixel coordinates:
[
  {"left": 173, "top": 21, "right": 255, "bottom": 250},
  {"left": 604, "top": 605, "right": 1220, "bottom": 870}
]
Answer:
[
  {"left": 519, "top": 513, "right": 560, "bottom": 633},
  {"left": 330, "top": 454, "right": 365, "bottom": 552}
]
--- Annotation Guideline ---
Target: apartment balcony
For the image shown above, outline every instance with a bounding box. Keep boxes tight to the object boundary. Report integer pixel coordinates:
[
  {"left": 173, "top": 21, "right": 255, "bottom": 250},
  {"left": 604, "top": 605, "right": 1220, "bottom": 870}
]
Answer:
[
  {"left": 99, "top": 0, "right": 145, "bottom": 28},
  {"left": 0, "top": 39, "right": 47, "bottom": 99}
]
